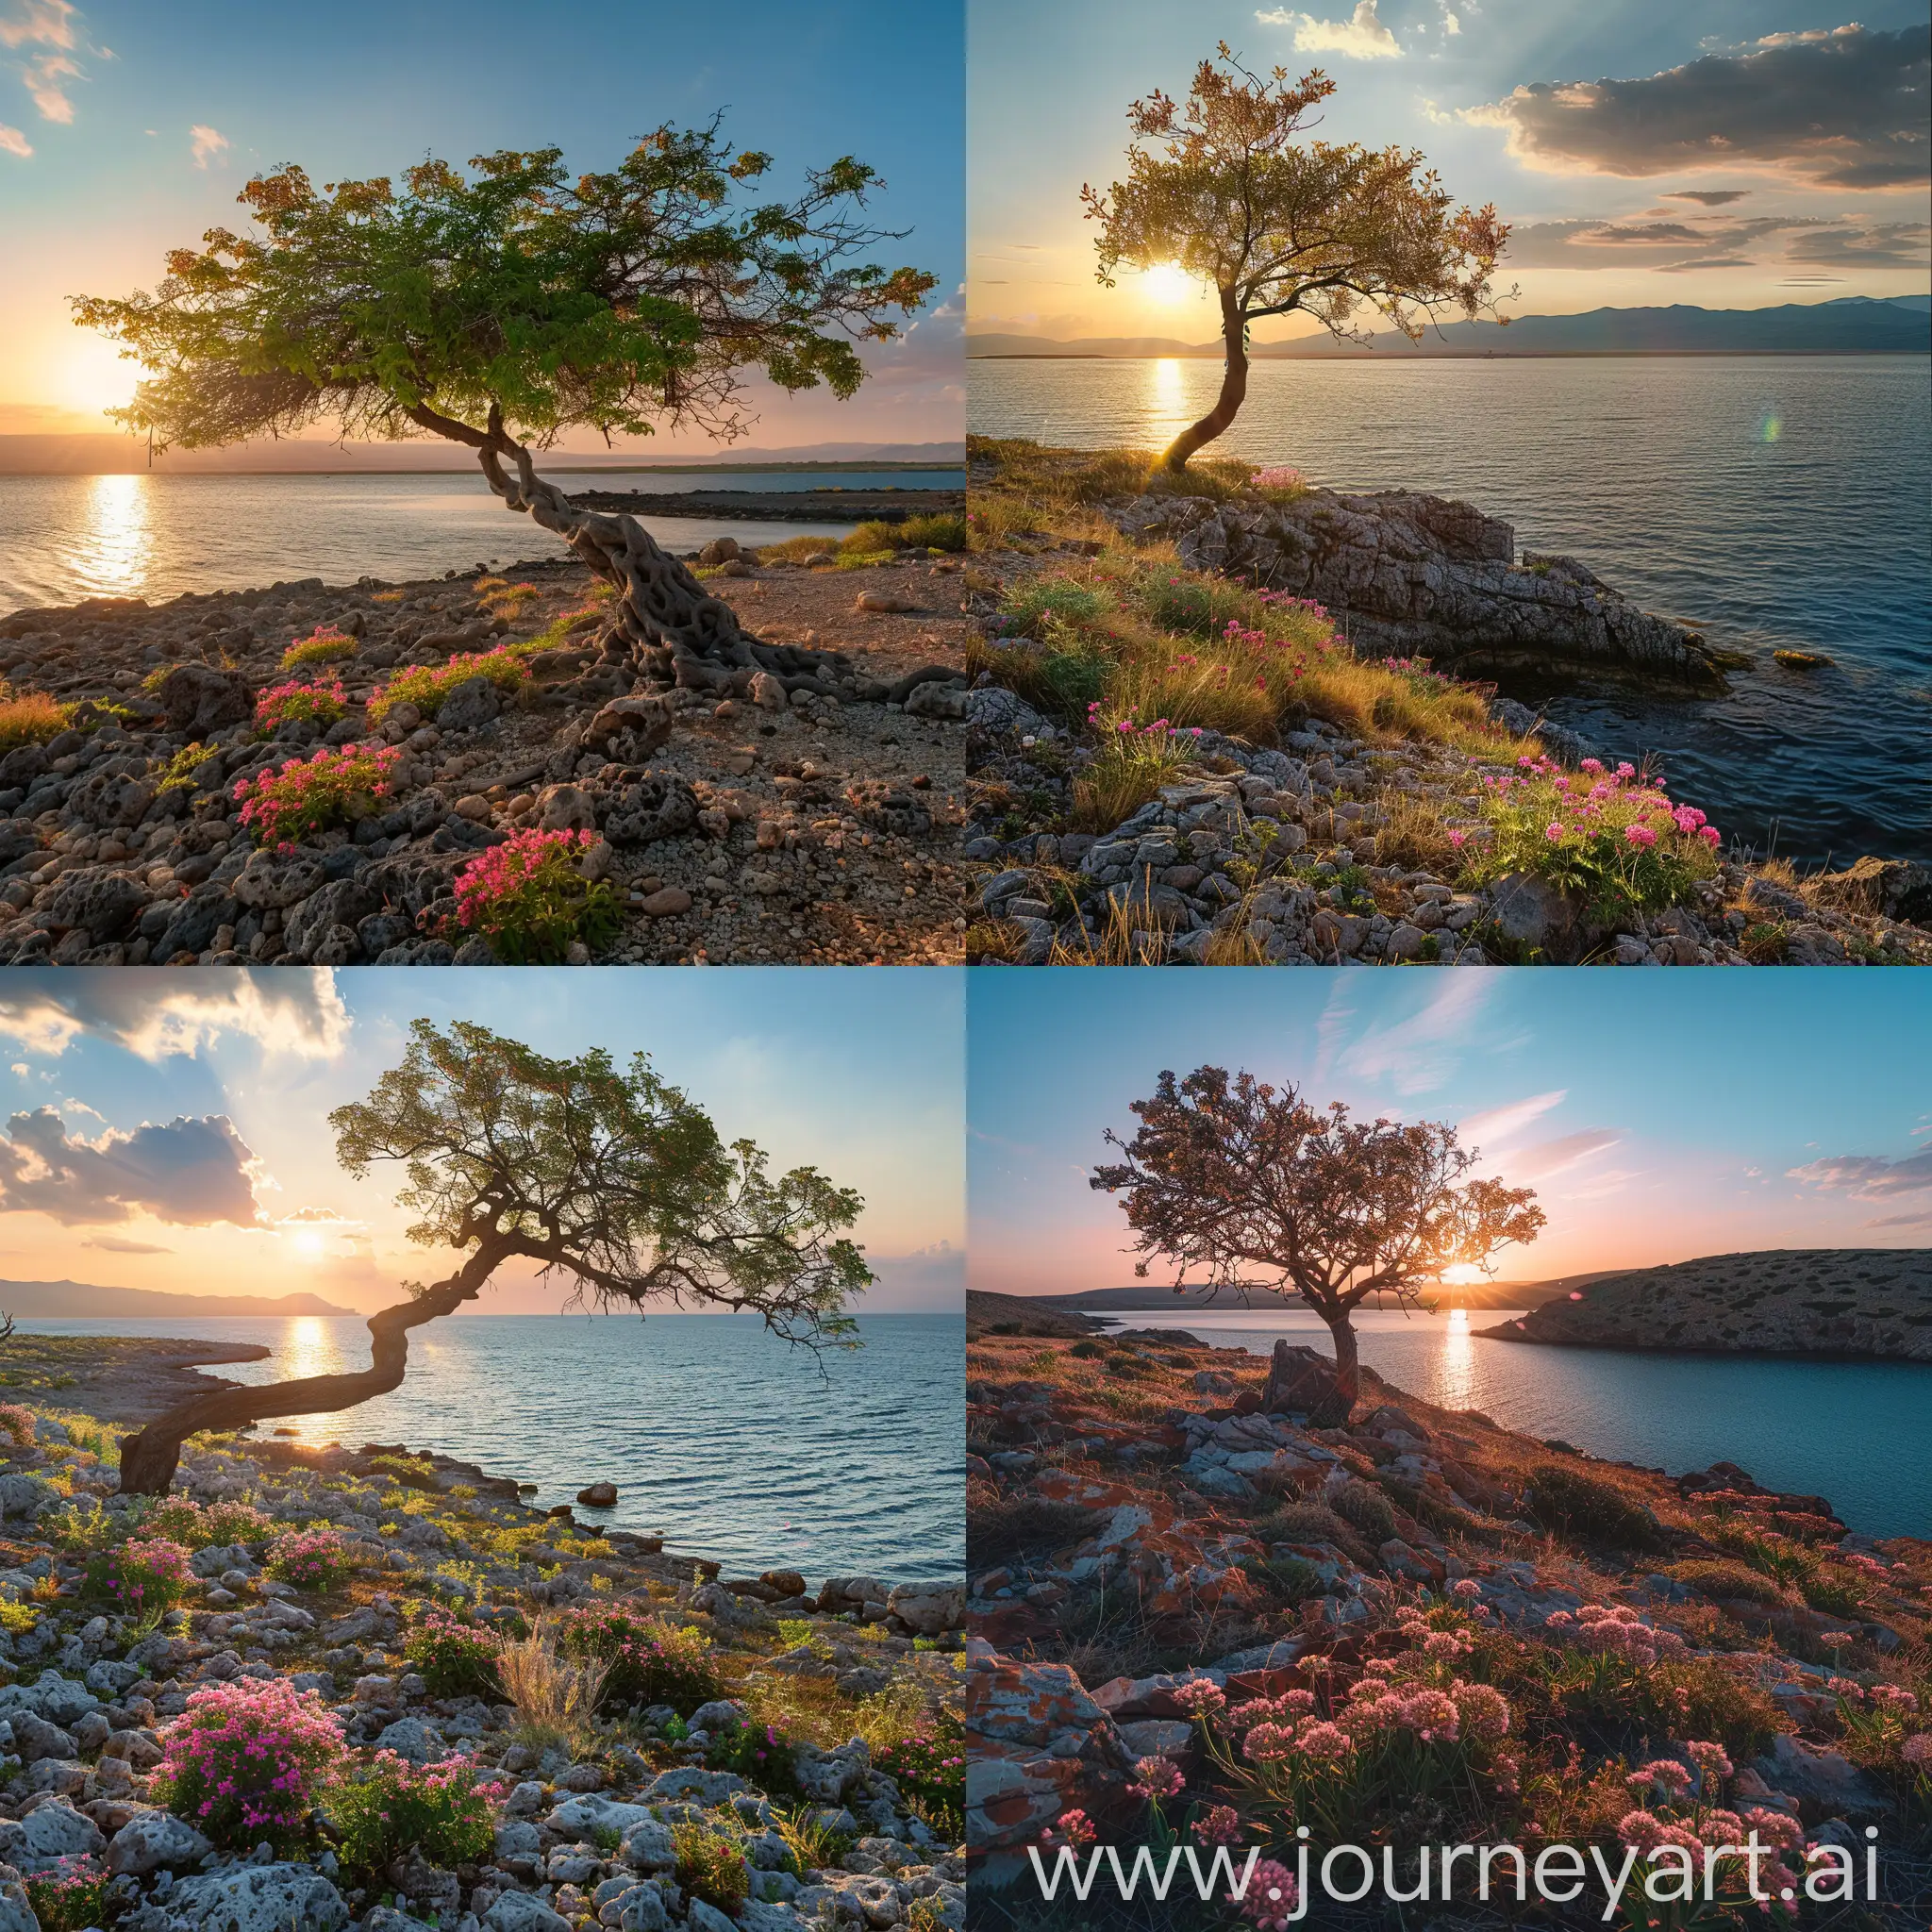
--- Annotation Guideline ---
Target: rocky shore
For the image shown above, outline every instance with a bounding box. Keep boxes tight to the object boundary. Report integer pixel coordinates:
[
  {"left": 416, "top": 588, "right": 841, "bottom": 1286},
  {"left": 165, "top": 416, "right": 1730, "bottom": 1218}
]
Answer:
[
  {"left": 0, "top": 1383, "right": 965, "bottom": 1932},
  {"left": 565, "top": 492, "right": 965, "bottom": 525},
  {"left": 965, "top": 1325, "right": 1931, "bottom": 1919},
  {"left": 0, "top": 548, "right": 973, "bottom": 967},
  {"left": 0, "top": 1337, "right": 271, "bottom": 1428},
  {"left": 1485, "top": 1250, "right": 1932, "bottom": 1362}
]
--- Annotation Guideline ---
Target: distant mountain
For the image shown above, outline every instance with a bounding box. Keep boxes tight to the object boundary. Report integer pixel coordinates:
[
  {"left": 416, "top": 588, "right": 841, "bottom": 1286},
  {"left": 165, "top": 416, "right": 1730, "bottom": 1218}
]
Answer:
[
  {"left": 0, "top": 1280, "right": 354, "bottom": 1318},
  {"left": 970, "top": 296, "right": 1929, "bottom": 359},
  {"left": 966, "top": 1291, "right": 1107, "bottom": 1340},
  {"left": 0, "top": 439, "right": 966, "bottom": 479},
  {"left": 1482, "top": 1250, "right": 1932, "bottom": 1360},
  {"left": 1036, "top": 1277, "right": 1576, "bottom": 1314}
]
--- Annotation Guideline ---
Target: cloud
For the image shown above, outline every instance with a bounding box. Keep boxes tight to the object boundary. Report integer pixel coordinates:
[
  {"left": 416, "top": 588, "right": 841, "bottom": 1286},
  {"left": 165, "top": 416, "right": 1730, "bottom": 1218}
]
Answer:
[
  {"left": 1786, "top": 222, "right": 1931, "bottom": 267},
  {"left": 21, "top": 48, "right": 73, "bottom": 119},
  {"left": 0, "top": 1107, "right": 266, "bottom": 1225},
  {"left": 1509, "top": 1128, "right": 1622, "bottom": 1180},
  {"left": 0, "top": 973, "right": 352, "bottom": 1062},
  {"left": 1258, "top": 0, "right": 1402, "bottom": 60},
  {"left": 1464, "top": 24, "right": 1930, "bottom": 190},
  {"left": 1663, "top": 190, "right": 1751, "bottom": 205},
  {"left": 1491, "top": 210, "right": 1925, "bottom": 277},
  {"left": 1787, "top": 1147, "right": 1932, "bottom": 1200},
  {"left": 1333, "top": 975, "right": 1497, "bottom": 1095},
  {"left": 1865, "top": 1208, "right": 1932, "bottom": 1228},
  {"left": 3, "top": 1, "right": 82, "bottom": 126},
  {"left": 81, "top": 1234, "right": 173, "bottom": 1254},
  {"left": 189, "top": 123, "right": 227, "bottom": 169},
  {"left": 0, "top": 0, "right": 76, "bottom": 48},
  {"left": 0, "top": 122, "right": 25, "bottom": 156},
  {"left": 1459, "top": 1090, "right": 1566, "bottom": 1149}
]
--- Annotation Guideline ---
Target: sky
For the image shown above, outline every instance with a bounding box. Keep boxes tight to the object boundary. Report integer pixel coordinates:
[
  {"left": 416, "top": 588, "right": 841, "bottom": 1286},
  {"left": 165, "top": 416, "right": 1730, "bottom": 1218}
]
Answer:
[
  {"left": 0, "top": 970, "right": 965, "bottom": 1315},
  {"left": 969, "top": 0, "right": 1932, "bottom": 340},
  {"left": 968, "top": 971, "right": 1932, "bottom": 1296},
  {"left": 0, "top": 0, "right": 963, "bottom": 450}
]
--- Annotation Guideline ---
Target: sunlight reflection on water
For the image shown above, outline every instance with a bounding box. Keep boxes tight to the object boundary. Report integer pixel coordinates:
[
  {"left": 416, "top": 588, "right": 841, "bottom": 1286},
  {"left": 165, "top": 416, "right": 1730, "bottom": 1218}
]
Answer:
[{"left": 79, "top": 473, "right": 149, "bottom": 597}]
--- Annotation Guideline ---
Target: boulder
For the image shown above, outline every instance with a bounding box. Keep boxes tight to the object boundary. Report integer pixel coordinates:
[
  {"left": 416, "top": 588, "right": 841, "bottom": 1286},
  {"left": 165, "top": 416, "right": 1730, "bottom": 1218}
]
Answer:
[
  {"left": 600, "top": 774, "right": 698, "bottom": 847},
  {"left": 483, "top": 1893, "right": 571, "bottom": 1932},
  {"left": 1751, "top": 1735, "right": 1890, "bottom": 1819},
  {"left": 158, "top": 664, "right": 254, "bottom": 736},
  {"left": 575, "top": 1482, "right": 618, "bottom": 1508},
  {"left": 168, "top": 1866, "right": 349, "bottom": 1932},
  {"left": 373, "top": 1716, "right": 444, "bottom": 1763},
  {"left": 435, "top": 676, "right": 503, "bottom": 733},
  {"left": 0, "top": 1800, "right": 104, "bottom": 1871},
  {"left": 107, "top": 1808, "right": 214, "bottom": 1876},
  {"left": 615, "top": 1820, "right": 676, "bottom": 1872},
  {"left": 886, "top": 1580, "right": 965, "bottom": 1636},
  {"left": 283, "top": 877, "right": 382, "bottom": 958},
  {"left": 1261, "top": 1341, "right": 1349, "bottom": 1424},
  {"left": 547, "top": 1794, "right": 660, "bottom": 1839},
  {"left": 1810, "top": 855, "right": 1932, "bottom": 925}
]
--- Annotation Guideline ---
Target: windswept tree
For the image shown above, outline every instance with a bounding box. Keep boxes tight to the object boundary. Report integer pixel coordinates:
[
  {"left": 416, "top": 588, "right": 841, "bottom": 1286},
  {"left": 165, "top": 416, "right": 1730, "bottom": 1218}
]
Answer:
[
  {"left": 1091, "top": 1066, "right": 1542, "bottom": 1417},
  {"left": 75, "top": 125, "right": 935, "bottom": 694},
  {"left": 116, "top": 1020, "right": 872, "bottom": 1495},
  {"left": 1082, "top": 47, "right": 1511, "bottom": 472}
]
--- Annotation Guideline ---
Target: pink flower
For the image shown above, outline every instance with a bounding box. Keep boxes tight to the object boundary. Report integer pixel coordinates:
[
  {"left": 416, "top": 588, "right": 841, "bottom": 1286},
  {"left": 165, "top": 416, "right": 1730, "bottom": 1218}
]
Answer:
[
  {"left": 1241, "top": 1858, "right": 1300, "bottom": 1930},
  {"left": 1127, "top": 1755, "right": 1185, "bottom": 1802},
  {"left": 1049, "top": 1808, "right": 1097, "bottom": 1848},
  {"left": 1191, "top": 1805, "right": 1243, "bottom": 1846},
  {"left": 1545, "top": 822, "right": 1566, "bottom": 841},
  {"left": 1902, "top": 1733, "right": 1932, "bottom": 1766},
  {"left": 1624, "top": 823, "right": 1658, "bottom": 848}
]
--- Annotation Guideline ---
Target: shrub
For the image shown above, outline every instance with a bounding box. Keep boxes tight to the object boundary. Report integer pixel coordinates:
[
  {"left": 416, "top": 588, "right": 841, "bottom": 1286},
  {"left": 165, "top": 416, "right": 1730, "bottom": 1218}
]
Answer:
[
  {"left": 556, "top": 1603, "right": 723, "bottom": 1713},
  {"left": 0, "top": 1404, "right": 34, "bottom": 1445},
  {"left": 1457, "top": 756, "right": 1722, "bottom": 923},
  {"left": 1668, "top": 1559, "right": 1790, "bottom": 1607},
  {"left": 672, "top": 1822, "right": 749, "bottom": 1914},
  {"left": 405, "top": 1609, "right": 503, "bottom": 1699},
  {"left": 281, "top": 625, "right": 357, "bottom": 673},
  {"left": 255, "top": 677, "right": 349, "bottom": 735},
  {"left": 265, "top": 1526, "right": 355, "bottom": 1591},
  {"left": 445, "top": 827, "right": 622, "bottom": 964},
  {"left": 151, "top": 1676, "right": 346, "bottom": 1852},
  {"left": 328, "top": 1750, "right": 500, "bottom": 1876},
  {"left": 24, "top": 1856, "right": 108, "bottom": 1932},
  {"left": 1524, "top": 1466, "right": 1662, "bottom": 1549},
  {"left": 234, "top": 743, "right": 402, "bottom": 850},
  {"left": 705, "top": 1715, "right": 801, "bottom": 1797},
  {"left": 154, "top": 741, "right": 220, "bottom": 794},
  {"left": 367, "top": 1453, "right": 441, "bottom": 1491},
  {"left": 997, "top": 577, "right": 1107, "bottom": 640},
  {"left": 1331, "top": 1480, "right": 1398, "bottom": 1544},
  {"left": 0, "top": 1599, "right": 38, "bottom": 1635},
  {"left": 1071, "top": 706, "right": 1200, "bottom": 831},
  {"left": 369, "top": 643, "right": 529, "bottom": 722},
  {"left": 142, "top": 1495, "right": 272, "bottom": 1547},
  {"left": 873, "top": 1712, "right": 965, "bottom": 1837},
  {"left": 82, "top": 1537, "right": 193, "bottom": 1618},
  {"left": 0, "top": 690, "right": 69, "bottom": 750},
  {"left": 497, "top": 1623, "right": 609, "bottom": 1747}
]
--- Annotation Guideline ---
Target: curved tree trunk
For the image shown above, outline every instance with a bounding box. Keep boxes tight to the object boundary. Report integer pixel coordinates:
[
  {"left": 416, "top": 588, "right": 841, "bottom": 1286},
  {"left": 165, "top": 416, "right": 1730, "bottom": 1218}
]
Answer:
[
  {"left": 1319, "top": 1309, "right": 1361, "bottom": 1425},
  {"left": 1161, "top": 291, "right": 1250, "bottom": 474},
  {"left": 407, "top": 403, "right": 858, "bottom": 698},
  {"left": 117, "top": 1244, "right": 506, "bottom": 1496}
]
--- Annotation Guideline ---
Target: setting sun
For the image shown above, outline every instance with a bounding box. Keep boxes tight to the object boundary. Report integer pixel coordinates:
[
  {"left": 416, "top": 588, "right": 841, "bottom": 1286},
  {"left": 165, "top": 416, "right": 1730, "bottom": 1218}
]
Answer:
[{"left": 1138, "top": 261, "right": 1195, "bottom": 303}]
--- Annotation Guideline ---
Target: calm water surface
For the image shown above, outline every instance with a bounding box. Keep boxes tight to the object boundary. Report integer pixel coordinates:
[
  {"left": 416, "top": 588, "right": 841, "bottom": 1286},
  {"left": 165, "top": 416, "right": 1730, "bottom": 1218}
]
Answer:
[
  {"left": 971, "top": 358, "right": 1932, "bottom": 865},
  {"left": 24, "top": 1312, "right": 964, "bottom": 1581},
  {"left": 1102, "top": 1307, "right": 1932, "bottom": 1538},
  {"left": 0, "top": 469, "right": 964, "bottom": 616}
]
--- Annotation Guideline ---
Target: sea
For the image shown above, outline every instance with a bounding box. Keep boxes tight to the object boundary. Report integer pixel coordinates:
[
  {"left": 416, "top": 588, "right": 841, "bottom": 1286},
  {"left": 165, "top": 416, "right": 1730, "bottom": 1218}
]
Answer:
[
  {"left": 970, "top": 356, "right": 1932, "bottom": 868},
  {"left": 1099, "top": 1307, "right": 1931, "bottom": 1539},
  {"left": 20, "top": 1312, "right": 965, "bottom": 1582},
  {"left": 0, "top": 468, "right": 965, "bottom": 616}
]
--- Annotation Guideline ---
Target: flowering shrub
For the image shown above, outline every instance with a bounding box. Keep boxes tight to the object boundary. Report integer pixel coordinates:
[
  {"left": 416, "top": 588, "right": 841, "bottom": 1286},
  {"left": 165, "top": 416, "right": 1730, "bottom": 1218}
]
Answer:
[
  {"left": 873, "top": 1711, "right": 966, "bottom": 1836},
  {"left": 556, "top": 1603, "right": 722, "bottom": 1713},
  {"left": 1241, "top": 1858, "right": 1302, "bottom": 1931},
  {"left": 24, "top": 1856, "right": 108, "bottom": 1932},
  {"left": 281, "top": 625, "right": 357, "bottom": 674},
  {"left": 405, "top": 1608, "right": 502, "bottom": 1699},
  {"left": 1459, "top": 755, "right": 1722, "bottom": 924},
  {"left": 151, "top": 1676, "right": 346, "bottom": 1852},
  {"left": 672, "top": 1822, "right": 748, "bottom": 1914},
  {"left": 265, "top": 1526, "right": 354, "bottom": 1592},
  {"left": 141, "top": 1494, "right": 272, "bottom": 1547},
  {"left": 1833, "top": 1676, "right": 1930, "bottom": 1816},
  {"left": 234, "top": 743, "right": 401, "bottom": 850},
  {"left": 255, "top": 677, "right": 349, "bottom": 736},
  {"left": 443, "top": 827, "right": 621, "bottom": 965},
  {"left": 328, "top": 1750, "right": 500, "bottom": 1876},
  {"left": 82, "top": 1537, "right": 193, "bottom": 1618},
  {"left": 1248, "top": 464, "right": 1308, "bottom": 495},
  {"left": 704, "top": 1714, "right": 802, "bottom": 1797},
  {"left": 1073, "top": 704, "right": 1200, "bottom": 831},
  {"left": 0, "top": 1404, "right": 33, "bottom": 1445},
  {"left": 369, "top": 643, "right": 530, "bottom": 723}
]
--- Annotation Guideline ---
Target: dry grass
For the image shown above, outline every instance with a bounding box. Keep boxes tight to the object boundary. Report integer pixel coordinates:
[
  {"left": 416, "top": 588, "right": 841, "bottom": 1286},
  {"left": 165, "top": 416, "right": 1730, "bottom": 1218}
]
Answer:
[
  {"left": 495, "top": 1621, "right": 609, "bottom": 1750},
  {"left": 0, "top": 690, "right": 70, "bottom": 752}
]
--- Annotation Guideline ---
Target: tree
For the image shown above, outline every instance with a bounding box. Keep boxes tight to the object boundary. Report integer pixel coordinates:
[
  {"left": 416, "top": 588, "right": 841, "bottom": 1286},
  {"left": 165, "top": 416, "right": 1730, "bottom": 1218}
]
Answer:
[
  {"left": 75, "top": 125, "right": 936, "bottom": 693},
  {"left": 1091, "top": 1066, "right": 1542, "bottom": 1418},
  {"left": 116, "top": 1020, "right": 872, "bottom": 1494},
  {"left": 1081, "top": 46, "right": 1511, "bottom": 472}
]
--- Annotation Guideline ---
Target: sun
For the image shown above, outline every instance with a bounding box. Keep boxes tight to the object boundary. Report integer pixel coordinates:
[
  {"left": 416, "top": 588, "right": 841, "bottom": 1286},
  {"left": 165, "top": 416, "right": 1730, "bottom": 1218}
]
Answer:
[
  {"left": 291, "top": 1228, "right": 325, "bottom": 1257},
  {"left": 1139, "top": 261, "right": 1195, "bottom": 304},
  {"left": 1441, "top": 1262, "right": 1486, "bottom": 1285}
]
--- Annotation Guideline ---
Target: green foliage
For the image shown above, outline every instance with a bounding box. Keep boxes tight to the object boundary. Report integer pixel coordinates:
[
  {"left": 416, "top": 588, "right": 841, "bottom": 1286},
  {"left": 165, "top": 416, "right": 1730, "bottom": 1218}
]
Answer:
[
  {"left": 25, "top": 1856, "right": 109, "bottom": 1932},
  {"left": 672, "top": 1821, "right": 749, "bottom": 1914},
  {"left": 404, "top": 1609, "right": 503, "bottom": 1700},
  {"left": 328, "top": 1019, "right": 874, "bottom": 1349},
  {"left": 367, "top": 1453, "right": 441, "bottom": 1491},
  {"left": 282, "top": 625, "right": 358, "bottom": 673},
  {"left": 873, "top": 1713, "right": 966, "bottom": 1838},
  {"left": 370, "top": 644, "right": 529, "bottom": 723},
  {"left": 1667, "top": 1559, "right": 1790, "bottom": 1607},
  {"left": 445, "top": 828, "right": 623, "bottom": 966},
  {"left": 1332, "top": 1479, "right": 1398, "bottom": 1544},
  {"left": 704, "top": 1714, "right": 802, "bottom": 1797},
  {"left": 328, "top": 1753, "right": 498, "bottom": 1877},
  {"left": 557, "top": 1603, "right": 723, "bottom": 1714},
  {"left": 1524, "top": 1466, "right": 1663, "bottom": 1550},
  {"left": 154, "top": 741, "right": 220, "bottom": 793},
  {"left": 78, "top": 130, "right": 935, "bottom": 458}
]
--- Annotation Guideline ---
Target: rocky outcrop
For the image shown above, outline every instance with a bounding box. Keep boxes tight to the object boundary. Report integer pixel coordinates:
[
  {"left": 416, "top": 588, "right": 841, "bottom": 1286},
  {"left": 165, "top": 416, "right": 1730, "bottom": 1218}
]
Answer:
[
  {"left": 1485, "top": 1248, "right": 1932, "bottom": 1360},
  {"left": 1105, "top": 487, "right": 1726, "bottom": 687}
]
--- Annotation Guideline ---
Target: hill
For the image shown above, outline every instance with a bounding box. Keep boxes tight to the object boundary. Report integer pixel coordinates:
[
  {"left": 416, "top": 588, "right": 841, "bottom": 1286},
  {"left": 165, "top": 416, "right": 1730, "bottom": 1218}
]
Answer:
[
  {"left": 1482, "top": 1249, "right": 1932, "bottom": 1360},
  {"left": 965, "top": 1291, "right": 1107, "bottom": 1340},
  {"left": 0, "top": 1279, "right": 354, "bottom": 1318},
  {"left": 1032, "top": 1276, "right": 1577, "bottom": 1314},
  {"left": 970, "top": 296, "right": 1929, "bottom": 359}
]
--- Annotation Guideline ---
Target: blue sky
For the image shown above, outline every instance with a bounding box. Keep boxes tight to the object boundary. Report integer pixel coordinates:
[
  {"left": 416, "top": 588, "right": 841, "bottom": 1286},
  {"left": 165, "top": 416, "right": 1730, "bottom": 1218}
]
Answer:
[
  {"left": 970, "top": 0, "right": 1932, "bottom": 336},
  {"left": 968, "top": 971, "right": 1932, "bottom": 1294},
  {"left": 0, "top": 0, "right": 963, "bottom": 446},
  {"left": 0, "top": 969, "right": 964, "bottom": 1312}
]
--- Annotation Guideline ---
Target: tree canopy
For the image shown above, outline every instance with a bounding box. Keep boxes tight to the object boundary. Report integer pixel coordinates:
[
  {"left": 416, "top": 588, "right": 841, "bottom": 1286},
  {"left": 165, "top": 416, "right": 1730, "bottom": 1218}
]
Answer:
[
  {"left": 1082, "top": 46, "right": 1511, "bottom": 469},
  {"left": 1091, "top": 1065, "right": 1543, "bottom": 1410},
  {"left": 75, "top": 124, "right": 936, "bottom": 457},
  {"left": 117, "top": 1019, "right": 871, "bottom": 1494}
]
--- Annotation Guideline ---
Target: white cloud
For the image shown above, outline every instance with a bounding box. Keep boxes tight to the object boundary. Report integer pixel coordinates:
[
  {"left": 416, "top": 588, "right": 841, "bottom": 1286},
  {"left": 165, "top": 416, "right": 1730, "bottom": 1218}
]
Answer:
[
  {"left": 0, "top": 974, "right": 352, "bottom": 1063},
  {"left": 1258, "top": 0, "right": 1403, "bottom": 59},
  {"left": 1335, "top": 974, "right": 1495, "bottom": 1094},
  {"left": 1442, "top": 8, "right": 1460, "bottom": 33},
  {"left": 189, "top": 124, "right": 228, "bottom": 169},
  {"left": 21, "top": 48, "right": 73, "bottom": 119},
  {"left": 1459, "top": 1090, "right": 1567, "bottom": 1150},
  {"left": 0, "top": 1107, "right": 266, "bottom": 1226},
  {"left": 1787, "top": 1147, "right": 1932, "bottom": 1200},
  {"left": 1508, "top": 1128, "right": 1623, "bottom": 1181},
  {"left": 0, "top": 0, "right": 75, "bottom": 50},
  {"left": 0, "top": 123, "right": 25, "bottom": 156}
]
